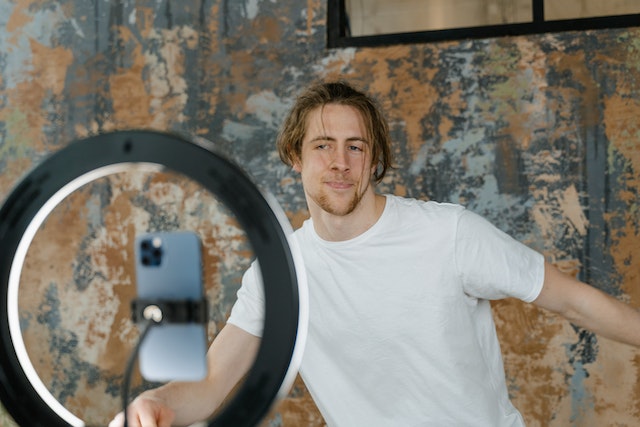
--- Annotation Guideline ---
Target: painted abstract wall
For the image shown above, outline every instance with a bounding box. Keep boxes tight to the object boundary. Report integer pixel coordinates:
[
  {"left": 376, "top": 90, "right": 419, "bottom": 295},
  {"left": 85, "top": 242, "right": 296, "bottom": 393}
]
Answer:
[{"left": 0, "top": 0, "right": 639, "bottom": 426}]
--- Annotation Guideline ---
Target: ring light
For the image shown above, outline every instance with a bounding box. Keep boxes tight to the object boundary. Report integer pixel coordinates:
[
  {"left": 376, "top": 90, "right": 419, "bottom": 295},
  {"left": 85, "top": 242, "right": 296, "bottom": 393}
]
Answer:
[{"left": 0, "top": 130, "right": 308, "bottom": 427}]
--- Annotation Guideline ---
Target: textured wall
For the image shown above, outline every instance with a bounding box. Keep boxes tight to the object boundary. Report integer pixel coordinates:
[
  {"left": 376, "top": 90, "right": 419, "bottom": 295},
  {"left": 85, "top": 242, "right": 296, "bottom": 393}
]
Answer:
[{"left": 0, "top": 0, "right": 639, "bottom": 426}]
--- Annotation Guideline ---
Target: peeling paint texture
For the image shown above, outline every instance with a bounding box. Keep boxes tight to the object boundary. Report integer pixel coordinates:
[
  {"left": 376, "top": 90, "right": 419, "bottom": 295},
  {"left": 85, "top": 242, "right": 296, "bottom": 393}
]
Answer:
[{"left": 0, "top": 0, "right": 639, "bottom": 426}]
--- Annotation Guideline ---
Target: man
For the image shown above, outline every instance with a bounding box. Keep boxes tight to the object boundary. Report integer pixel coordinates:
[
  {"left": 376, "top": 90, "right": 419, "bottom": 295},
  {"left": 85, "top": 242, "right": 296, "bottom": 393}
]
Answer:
[{"left": 110, "top": 81, "right": 640, "bottom": 427}]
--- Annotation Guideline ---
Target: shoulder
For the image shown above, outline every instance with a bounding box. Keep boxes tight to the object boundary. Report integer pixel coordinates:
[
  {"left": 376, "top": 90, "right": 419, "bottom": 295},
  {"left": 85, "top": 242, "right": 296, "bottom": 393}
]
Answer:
[
  {"left": 385, "top": 194, "right": 465, "bottom": 217},
  {"left": 292, "top": 217, "right": 314, "bottom": 244}
]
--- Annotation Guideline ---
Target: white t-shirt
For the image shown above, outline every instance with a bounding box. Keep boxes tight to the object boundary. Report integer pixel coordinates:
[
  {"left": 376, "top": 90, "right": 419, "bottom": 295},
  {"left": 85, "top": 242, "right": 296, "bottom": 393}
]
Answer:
[{"left": 228, "top": 195, "right": 545, "bottom": 426}]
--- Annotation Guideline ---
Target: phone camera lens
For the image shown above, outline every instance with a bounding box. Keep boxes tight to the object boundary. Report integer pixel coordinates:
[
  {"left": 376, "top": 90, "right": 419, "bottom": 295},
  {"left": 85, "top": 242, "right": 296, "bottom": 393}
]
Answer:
[{"left": 140, "top": 239, "right": 163, "bottom": 266}]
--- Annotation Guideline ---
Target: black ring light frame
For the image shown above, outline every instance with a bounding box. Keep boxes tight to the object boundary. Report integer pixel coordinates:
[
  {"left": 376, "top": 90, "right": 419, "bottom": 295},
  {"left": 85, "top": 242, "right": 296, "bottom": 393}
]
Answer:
[{"left": 0, "top": 130, "right": 309, "bottom": 427}]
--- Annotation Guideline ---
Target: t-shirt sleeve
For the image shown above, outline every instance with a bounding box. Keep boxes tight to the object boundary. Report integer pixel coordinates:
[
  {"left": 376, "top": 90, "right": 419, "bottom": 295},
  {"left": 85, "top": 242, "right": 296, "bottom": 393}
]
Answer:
[
  {"left": 226, "top": 261, "right": 265, "bottom": 337},
  {"left": 455, "top": 209, "right": 545, "bottom": 302}
]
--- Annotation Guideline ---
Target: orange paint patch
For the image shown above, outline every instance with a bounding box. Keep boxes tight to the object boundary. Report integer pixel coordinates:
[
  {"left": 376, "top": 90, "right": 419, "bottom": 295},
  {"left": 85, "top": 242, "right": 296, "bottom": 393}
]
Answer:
[
  {"left": 6, "top": 1, "right": 33, "bottom": 34},
  {"left": 0, "top": 38, "right": 73, "bottom": 150},
  {"left": 350, "top": 46, "right": 441, "bottom": 155},
  {"left": 604, "top": 93, "right": 640, "bottom": 173},
  {"left": 493, "top": 298, "right": 571, "bottom": 424}
]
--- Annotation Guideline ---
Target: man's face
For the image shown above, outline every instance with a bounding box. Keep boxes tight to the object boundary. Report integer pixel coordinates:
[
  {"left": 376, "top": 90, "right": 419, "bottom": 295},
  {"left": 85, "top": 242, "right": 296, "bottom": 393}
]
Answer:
[{"left": 293, "top": 103, "right": 375, "bottom": 217}]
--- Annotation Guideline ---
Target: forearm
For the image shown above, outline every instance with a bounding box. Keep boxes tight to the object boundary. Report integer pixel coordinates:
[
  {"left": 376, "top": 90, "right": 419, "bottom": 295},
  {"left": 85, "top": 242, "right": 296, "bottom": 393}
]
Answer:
[
  {"left": 534, "top": 262, "right": 640, "bottom": 347},
  {"left": 565, "top": 283, "right": 640, "bottom": 346},
  {"left": 129, "top": 323, "right": 260, "bottom": 426},
  {"left": 136, "top": 378, "right": 221, "bottom": 426}
]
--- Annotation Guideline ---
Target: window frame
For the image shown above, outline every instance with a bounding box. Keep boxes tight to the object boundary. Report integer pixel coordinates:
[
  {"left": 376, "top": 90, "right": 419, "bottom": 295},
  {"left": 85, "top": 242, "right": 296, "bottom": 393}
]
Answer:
[{"left": 327, "top": 0, "right": 640, "bottom": 48}]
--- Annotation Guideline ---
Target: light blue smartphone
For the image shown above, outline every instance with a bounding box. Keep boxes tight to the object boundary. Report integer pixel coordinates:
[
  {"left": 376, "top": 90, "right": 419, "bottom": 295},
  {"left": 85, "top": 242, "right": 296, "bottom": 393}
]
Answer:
[{"left": 134, "top": 231, "right": 208, "bottom": 382}]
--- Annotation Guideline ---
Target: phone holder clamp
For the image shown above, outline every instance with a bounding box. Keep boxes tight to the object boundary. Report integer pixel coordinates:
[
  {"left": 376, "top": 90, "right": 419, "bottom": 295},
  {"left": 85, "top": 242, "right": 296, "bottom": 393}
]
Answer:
[{"left": 131, "top": 298, "right": 208, "bottom": 324}]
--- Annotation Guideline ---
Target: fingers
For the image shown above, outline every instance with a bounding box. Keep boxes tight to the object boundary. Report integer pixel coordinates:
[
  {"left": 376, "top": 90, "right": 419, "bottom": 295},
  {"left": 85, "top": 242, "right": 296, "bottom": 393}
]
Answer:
[
  {"left": 109, "top": 400, "right": 174, "bottom": 427},
  {"left": 108, "top": 412, "right": 123, "bottom": 427},
  {"left": 157, "top": 406, "right": 176, "bottom": 427},
  {"left": 107, "top": 409, "right": 147, "bottom": 427},
  {"left": 138, "top": 410, "right": 160, "bottom": 427}
]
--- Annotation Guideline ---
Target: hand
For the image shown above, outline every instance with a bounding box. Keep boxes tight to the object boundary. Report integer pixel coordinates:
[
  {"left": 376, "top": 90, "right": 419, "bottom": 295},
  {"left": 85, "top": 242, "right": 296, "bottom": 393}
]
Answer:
[{"left": 108, "top": 394, "right": 175, "bottom": 427}]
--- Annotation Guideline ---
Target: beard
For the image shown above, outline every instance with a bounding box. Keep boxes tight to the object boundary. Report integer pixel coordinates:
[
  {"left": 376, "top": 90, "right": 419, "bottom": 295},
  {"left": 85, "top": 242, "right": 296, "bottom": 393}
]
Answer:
[{"left": 311, "top": 183, "right": 367, "bottom": 216}]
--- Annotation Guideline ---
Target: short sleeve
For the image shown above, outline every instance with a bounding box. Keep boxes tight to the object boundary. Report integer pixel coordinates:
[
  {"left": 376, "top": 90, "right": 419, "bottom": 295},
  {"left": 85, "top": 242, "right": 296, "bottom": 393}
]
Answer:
[
  {"left": 226, "top": 261, "right": 266, "bottom": 337},
  {"left": 455, "top": 209, "right": 545, "bottom": 302}
]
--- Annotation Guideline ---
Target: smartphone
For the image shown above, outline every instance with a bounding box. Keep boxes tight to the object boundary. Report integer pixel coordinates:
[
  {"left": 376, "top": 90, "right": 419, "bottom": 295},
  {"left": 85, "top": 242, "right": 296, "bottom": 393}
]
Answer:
[{"left": 134, "top": 231, "right": 208, "bottom": 382}]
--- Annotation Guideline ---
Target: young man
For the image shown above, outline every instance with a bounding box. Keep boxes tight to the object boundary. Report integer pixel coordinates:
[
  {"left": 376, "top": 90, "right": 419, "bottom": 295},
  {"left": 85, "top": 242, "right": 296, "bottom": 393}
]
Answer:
[{"left": 110, "top": 81, "right": 640, "bottom": 427}]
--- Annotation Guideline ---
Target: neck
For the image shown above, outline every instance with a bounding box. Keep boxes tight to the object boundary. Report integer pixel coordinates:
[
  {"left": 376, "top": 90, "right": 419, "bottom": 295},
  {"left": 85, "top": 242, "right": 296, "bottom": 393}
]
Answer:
[{"left": 309, "top": 191, "right": 386, "bottom": 242}]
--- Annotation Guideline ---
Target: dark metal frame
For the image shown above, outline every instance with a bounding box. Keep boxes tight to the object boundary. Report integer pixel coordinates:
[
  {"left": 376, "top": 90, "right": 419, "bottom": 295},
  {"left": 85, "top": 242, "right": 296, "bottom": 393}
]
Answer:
[
  {"left": 327, "top": 0, "right": 640, "bottom": 48},
  {"left": 0, "top": 130, "right": 304, "bottom": 427}
]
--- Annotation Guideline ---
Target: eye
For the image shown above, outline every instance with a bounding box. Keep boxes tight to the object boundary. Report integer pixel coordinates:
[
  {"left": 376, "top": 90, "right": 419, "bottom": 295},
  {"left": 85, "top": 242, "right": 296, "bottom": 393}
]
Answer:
[{"left": 347, "top": 140, "right": 366, "bottom": 152}]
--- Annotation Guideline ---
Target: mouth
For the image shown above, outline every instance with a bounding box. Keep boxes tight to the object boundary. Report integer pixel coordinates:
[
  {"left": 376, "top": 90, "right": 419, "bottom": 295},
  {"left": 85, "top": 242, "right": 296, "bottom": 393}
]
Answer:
[{"left": 325, "top": 180, "right": 354, "bottom": 190}]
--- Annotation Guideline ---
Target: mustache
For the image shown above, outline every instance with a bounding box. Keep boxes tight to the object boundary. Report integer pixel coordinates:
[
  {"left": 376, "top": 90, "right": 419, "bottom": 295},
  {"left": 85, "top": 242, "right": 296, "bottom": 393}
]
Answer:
[
  {"left": 323, "top": 177, "right": 356, "bottom": 185},
  {"left": 323, "top": 172, "right": 357, "bottom": 182}
]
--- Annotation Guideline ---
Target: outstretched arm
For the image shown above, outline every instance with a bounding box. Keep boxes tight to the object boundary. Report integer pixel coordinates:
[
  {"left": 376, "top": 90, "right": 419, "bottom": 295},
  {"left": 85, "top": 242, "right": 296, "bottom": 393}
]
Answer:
[
  {"left": 109, "top": 323, "right": 260, "bottom": 427},
  {"left": 533, "top": 261, "right": 640, "bottom": 347}
]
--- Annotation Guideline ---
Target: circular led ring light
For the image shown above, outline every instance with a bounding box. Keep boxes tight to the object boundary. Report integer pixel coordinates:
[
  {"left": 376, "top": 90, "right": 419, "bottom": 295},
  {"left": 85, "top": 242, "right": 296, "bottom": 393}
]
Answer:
[{"left": 0, "top": 130, "right": 308, "bottom": 427}]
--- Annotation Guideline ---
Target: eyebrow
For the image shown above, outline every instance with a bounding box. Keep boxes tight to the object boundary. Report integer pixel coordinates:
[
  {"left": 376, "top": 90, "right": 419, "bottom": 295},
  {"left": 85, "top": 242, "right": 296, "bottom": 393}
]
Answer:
[{"left": 308, "top": 135, "right": 370, "bottom": 144}]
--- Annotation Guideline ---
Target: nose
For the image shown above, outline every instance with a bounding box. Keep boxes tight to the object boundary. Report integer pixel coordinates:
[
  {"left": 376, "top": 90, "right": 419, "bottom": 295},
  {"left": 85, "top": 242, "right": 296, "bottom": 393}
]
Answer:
[{"left": 330, "top": 148, "right": 350, "bottom": 172}]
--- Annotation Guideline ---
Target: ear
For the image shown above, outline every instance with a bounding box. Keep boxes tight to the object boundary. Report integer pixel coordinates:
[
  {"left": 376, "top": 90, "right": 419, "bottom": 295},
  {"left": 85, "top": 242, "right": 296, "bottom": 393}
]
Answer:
[
  {"left": 370, "top": 160, "right": 378, "bottom": 177},
  {"left": 292, "top": 159, "right": 302, "bottom": 173}
]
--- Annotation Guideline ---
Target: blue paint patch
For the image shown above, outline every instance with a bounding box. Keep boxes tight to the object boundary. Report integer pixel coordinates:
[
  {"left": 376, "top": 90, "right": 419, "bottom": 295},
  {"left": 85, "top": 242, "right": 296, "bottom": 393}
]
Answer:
[
  {"left": 37, "top": 282, "right": 62, "bottom": 328},
  {"left": 34, "top": 282, "right": 124, "bottom": 404},
  {"left": 564, "top": 326, "right": 598, "bottom": 425},
  {"left": 267, "top": 412, "right": 283, "bottom": 427},
  {"left": 131, "top": 193, "right": 181, "bottom": 232}
]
